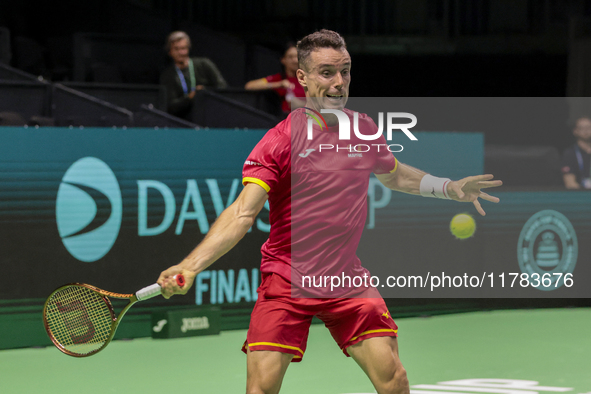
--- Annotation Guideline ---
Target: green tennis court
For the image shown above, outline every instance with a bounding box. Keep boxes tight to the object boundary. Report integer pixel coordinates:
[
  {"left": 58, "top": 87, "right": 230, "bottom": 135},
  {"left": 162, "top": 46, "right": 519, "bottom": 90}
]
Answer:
[{"left": 1, "top": 308, "right": 589, "bottom": 393}]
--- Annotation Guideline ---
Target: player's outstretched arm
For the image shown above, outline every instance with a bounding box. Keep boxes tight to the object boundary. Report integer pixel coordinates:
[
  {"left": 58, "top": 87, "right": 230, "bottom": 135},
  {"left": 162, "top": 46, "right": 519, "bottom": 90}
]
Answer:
[
  {"left": 375, "top": 162, "right": 427, "bottom": 194},
  {"left": 158, "top": 183, "right": 268, "bottom": 298},
  {"left": 376, "top": 163, "right": 502, "bottom": 216}
]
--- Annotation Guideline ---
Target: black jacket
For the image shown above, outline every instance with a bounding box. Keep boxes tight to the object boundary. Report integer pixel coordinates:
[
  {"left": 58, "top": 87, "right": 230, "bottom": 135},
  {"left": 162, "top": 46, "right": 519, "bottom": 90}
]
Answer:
[{"left": 160, "top": 57, "right": 227, "bottom": 118}]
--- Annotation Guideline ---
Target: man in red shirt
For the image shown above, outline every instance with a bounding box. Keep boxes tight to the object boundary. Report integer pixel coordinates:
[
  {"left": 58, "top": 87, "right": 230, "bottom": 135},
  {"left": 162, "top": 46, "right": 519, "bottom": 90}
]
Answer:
[{"left": 159, "top": 30, "right": 502, "bottom": 394}]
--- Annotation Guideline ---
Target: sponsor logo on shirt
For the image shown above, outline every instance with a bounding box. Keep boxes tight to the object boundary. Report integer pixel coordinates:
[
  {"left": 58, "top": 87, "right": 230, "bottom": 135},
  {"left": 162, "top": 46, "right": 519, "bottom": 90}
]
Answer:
[
  {"left": 299, "top": 149, "right": 315, "bottom": 158},
  {"left": 245, "top": 160, "right": 263, "bottom": 166},
  {"left": 347, "top": 144, "right": 363, "bottom": 158}
]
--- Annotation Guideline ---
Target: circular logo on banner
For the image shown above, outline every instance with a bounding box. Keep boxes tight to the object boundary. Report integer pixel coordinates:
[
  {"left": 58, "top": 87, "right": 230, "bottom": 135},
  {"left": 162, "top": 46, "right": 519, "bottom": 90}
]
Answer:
[
  {"left": 56, "top": 157, "right": 122, "bottom": 262},
  {"left": 517, "top": 210, "right": 578, "bottom": 291}
]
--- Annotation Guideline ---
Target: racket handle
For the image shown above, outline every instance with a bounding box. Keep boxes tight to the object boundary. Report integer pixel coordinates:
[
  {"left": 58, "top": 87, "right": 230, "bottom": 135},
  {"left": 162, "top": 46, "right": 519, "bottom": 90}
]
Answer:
[
  {"left": 136, "top": 274, "right": 186, "bottom": 301},
  {"left": 136, "top": 284, "right": 161, "bottom": 301}
]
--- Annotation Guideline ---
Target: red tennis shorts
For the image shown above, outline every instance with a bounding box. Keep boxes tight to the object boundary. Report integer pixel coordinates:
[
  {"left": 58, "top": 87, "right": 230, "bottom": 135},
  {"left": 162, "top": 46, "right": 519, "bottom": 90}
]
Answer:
[{"left": 241, "top": 273, "right": 398, "bottom": 362}]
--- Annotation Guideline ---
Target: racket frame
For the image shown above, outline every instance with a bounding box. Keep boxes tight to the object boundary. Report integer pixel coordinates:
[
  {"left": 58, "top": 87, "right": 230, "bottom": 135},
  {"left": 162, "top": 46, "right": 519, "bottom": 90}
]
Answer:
[{"left": 43, "top": 283, "right": 138, "bottom": 357}]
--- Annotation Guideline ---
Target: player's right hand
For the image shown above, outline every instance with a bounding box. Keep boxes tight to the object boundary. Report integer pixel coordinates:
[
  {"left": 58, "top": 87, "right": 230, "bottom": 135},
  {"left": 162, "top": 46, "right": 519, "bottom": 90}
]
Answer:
[{"left": 158, "top": 266, "right": 196, "bottom": 299}]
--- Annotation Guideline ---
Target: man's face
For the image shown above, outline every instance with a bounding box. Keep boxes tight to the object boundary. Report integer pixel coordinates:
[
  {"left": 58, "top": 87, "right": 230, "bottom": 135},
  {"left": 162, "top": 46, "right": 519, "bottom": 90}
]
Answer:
[
  {"left": 169, "top": 38, "right": 190, "bottom": 66},
  {"left": 297, "top": 47, "right": 351, "bottom": 111},
  {"left": 281, "top": 47, "right": 299, "bottom": 74},
  {"left": 574, "top": 117, "right": 591, "bottom": 142}
]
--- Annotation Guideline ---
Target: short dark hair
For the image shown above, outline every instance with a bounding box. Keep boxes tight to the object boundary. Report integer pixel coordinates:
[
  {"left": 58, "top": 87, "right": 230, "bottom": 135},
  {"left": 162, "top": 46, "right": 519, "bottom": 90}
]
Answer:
[{"left": 297, "top": 29, "right": 347, "bottom": 70}]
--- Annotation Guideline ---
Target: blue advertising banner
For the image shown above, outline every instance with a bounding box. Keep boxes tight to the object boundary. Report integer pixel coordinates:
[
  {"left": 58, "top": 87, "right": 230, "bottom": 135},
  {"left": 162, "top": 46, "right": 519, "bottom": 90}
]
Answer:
[
  {"left": 2, "top": 127, "right": 588, "bottom": 307},
  {"left": 0, "top": 127, "right": 482, "bottom": 305}
]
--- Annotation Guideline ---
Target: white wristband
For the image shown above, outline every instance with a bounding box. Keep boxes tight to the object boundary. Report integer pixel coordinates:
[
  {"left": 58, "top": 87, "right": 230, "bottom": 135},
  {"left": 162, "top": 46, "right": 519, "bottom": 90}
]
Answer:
[{"left": 420, "top": 174, "right": 452, "bottom": 199}]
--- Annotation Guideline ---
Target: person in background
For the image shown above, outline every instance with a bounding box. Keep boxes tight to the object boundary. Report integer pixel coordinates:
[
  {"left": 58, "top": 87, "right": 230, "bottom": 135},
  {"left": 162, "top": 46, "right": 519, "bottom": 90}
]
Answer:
[
  {"left": 160, "top": 31, "right": 227, "bottom": 119},
  {"left": 562, "top": 116, "right": 591, "bottom": 189},
  {"left": 245, "top": 42, "right": 306, "bottom": 114}
]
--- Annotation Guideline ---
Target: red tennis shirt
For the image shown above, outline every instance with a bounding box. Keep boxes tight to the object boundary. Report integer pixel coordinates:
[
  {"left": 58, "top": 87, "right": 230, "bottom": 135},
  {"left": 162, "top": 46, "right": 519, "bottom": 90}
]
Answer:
[{"left": 242, "top": 108, "right": 398, "bottom": 297}]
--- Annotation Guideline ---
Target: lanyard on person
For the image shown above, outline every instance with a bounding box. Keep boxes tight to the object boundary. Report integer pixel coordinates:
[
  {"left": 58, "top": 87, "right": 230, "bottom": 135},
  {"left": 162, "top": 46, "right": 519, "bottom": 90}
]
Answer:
[
  {"left": 175, "top": 59, "right": 196, "bottom": 95},
  {"left": 576, "top": 145, "right": 591, "bottom": 188},
  {"left": 575, "top": 146, "right": 584, "bottom": 173}
]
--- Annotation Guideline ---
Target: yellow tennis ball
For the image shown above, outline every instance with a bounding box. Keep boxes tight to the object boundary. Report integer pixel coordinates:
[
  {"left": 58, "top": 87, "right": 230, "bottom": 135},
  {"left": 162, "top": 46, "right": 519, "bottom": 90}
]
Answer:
[{"left": 450, "top": 213, "right": 476, "bottom": 239}]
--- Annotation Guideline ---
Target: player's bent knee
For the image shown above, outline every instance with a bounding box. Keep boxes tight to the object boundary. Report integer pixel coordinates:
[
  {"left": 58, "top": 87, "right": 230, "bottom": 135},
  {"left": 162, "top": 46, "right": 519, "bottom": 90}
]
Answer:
[
  {"left": 246, "top": 379, "right": 281, "bottom": 394},
  {"left": 383, "top": 366, "right": 409, "bottom": 394},
  {"left": 369, "top": 357, "right": 408, "bottom": 394},
  {"left": 246, "top": 350, "right": 293, "bottom": 394}
]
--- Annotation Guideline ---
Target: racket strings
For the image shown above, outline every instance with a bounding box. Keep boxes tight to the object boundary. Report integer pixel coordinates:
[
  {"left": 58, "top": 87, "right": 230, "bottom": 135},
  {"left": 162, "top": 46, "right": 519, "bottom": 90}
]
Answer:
[{"left": 45, "top": 286, "right": 114, "bottom": 355}]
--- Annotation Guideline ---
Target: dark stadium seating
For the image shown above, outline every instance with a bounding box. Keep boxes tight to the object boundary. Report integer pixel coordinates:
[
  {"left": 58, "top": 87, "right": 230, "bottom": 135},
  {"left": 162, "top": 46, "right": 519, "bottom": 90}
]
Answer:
[
  {"left": 73, "top": 33, "right": 166, "bottom": 84},
  {"left": 0, "top": 111, "right": 26, "bottom": 126},
  {"left": 0, "top": 64, "right": 272, "bottom": 128},
  {"left": 0, "top": 80, "right": 51, "bottom": 120},
  {"left": 63, "top": 82, "right": 166, "bottom": 112},
  {"left": 0, "top": 27, "right": 10, "bottom": 65},
  {"left": 212, "top": 88, "right": 283, "bottom": 118},
  {"left": 190, "top": 90, "right": 281, "bottom": 128},
  {"left": 0, "top": 63, "right": 40, "bottom": 81},
  {"left": 12, "top": 36, "right": 47, "bottom": 77},
  {"left": 134, "top": 104, "right": 200, "bottom": 128},
  {"left": 52, "top": 84, "right": 133, "bottom": 127}
]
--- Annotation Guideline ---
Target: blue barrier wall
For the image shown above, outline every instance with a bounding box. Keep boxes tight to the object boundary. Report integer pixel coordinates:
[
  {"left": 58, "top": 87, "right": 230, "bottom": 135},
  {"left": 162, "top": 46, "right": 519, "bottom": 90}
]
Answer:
[{"left": 0, "top": 127, "right": 482, "bottom": 299}]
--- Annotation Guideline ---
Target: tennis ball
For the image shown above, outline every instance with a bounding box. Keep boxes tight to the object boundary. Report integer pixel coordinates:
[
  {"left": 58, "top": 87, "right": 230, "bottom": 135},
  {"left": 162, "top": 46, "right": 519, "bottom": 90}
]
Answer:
[{"left": 450, "top": 213, "right": 476, "bottom": 239}]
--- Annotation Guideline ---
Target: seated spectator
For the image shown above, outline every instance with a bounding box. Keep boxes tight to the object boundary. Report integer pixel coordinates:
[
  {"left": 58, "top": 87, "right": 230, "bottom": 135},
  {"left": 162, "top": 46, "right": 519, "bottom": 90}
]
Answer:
[
  {"left": 562, "top": 116, "right": 591, "bottom": 189},
  {"left": 245, "top": 42, "right": 305, "bottom": 114},
  {"left": 160, "top": 31, "right": 227, "bottom": 119}
]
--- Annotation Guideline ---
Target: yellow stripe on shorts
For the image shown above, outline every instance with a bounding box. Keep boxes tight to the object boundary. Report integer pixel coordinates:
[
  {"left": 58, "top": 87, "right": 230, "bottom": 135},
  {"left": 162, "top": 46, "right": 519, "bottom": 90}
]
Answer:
[
  {"left": 248, "top": 342, "right": 304, "bottom": 356},
  {"left": 349, "top": 329, "right": 398, "bottom": 342}
]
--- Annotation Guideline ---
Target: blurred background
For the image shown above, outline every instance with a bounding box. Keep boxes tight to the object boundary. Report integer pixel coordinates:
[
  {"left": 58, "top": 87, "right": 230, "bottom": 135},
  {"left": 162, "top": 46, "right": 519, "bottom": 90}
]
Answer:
[{"left": 3, "top": 0, "right": 591, "bottom": 178}]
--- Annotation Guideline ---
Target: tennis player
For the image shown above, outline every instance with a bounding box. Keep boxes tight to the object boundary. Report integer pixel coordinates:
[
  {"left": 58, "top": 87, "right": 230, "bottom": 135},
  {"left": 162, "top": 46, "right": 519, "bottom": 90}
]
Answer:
[{"left": 158, "top": 30, "right": 502, "bottom": 394}]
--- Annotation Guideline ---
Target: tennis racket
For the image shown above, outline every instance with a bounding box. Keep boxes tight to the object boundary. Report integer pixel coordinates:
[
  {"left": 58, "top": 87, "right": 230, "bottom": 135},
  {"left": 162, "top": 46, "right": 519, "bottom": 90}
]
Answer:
[{"left": 43, "top": 274, "right": 185, "bottom": 357}]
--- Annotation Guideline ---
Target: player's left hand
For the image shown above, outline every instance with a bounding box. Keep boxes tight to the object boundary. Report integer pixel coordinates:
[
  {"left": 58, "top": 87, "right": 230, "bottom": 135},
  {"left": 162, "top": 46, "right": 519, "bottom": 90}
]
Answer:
[{"left": 446, "top": 174, "right": 502, "bottom": 216}]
